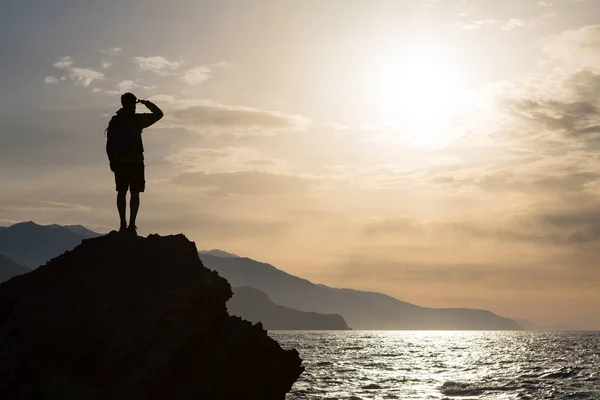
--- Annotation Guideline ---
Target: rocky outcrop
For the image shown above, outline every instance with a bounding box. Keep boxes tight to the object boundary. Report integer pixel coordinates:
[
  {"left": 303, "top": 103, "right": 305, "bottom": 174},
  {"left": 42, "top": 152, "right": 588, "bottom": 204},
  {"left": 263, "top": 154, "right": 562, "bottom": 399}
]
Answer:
[
  {"left": 228, "top": 286, "right": 351, "bottom": 330},
  {"left": 0, "top": 233, "right": 303, "bottom": 400}
]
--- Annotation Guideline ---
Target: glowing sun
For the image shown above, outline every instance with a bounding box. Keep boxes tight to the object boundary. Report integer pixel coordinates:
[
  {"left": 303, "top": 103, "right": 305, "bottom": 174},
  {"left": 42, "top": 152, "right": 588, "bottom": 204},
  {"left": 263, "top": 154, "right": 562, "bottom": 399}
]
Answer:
[{"left": 374, "top": 46, "right": 466, "bottom": 147}]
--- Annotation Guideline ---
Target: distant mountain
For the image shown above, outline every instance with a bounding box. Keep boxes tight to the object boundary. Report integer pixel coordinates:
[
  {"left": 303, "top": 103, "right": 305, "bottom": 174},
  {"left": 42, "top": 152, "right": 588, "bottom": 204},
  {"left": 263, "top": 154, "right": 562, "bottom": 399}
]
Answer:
[
  {"left": 0, "top": 254, "right": 31, "bottom": 283},
  {"left": 200, "top": 254, "right": 523, "bottom": 330},
  {"left": 0, "top": 222, "right": 98, "bottom": 268},
  {"left": 51, "top": 224, "right": 103, "bottom": 239},
  {"left": 516, "top": 319, "right": 580, "bottom": 332},
  {"left": 199, "top": 249, "right": 239, "bottom": 258},
  {"left": 228, "top": 286, "right": 350, "bottom": 330}
]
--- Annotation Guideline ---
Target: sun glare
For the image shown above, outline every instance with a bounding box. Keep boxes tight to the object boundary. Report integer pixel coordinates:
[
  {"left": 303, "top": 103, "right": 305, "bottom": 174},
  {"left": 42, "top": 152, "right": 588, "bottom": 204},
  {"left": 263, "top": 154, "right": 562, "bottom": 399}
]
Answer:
[{"left": 373, "top": 46, "right": 466, "bottom": 147}]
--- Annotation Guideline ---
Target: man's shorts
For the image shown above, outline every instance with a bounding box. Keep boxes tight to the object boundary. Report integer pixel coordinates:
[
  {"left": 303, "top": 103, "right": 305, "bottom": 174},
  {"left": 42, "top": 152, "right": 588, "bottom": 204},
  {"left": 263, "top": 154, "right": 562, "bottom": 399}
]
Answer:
[{"left": 112, "top": 162, "right": 145, "bottom": 193}]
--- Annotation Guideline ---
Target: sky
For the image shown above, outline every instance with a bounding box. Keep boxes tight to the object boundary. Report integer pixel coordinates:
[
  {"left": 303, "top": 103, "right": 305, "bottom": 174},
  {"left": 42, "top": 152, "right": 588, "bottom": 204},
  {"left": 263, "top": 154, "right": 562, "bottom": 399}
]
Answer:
[{"left": 1, "top": 0, "right": 600, "bottom": 329}]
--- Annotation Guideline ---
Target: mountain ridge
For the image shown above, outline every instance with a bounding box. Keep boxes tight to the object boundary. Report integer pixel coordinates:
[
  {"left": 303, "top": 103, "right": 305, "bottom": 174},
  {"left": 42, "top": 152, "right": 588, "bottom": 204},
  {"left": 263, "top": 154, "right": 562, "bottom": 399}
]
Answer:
[
  {"left": 229, "top": 286, "right": 350, "bottom": 330},
  {"left": 0, "top": 221, "right": 85, "bottom": 268},
  {"left": 200, "top": 253, "right": 522, "bottom": 330}
]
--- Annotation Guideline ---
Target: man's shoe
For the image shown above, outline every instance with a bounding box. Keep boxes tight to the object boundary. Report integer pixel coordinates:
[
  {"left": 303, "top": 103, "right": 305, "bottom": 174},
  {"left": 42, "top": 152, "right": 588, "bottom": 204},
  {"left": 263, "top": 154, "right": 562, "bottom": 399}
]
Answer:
[
  {"left": 119, "top": 223, "right": 127, "bottom": 233},
  {"left": 127, "top": 224, "right": 138, "bottom": 236}
]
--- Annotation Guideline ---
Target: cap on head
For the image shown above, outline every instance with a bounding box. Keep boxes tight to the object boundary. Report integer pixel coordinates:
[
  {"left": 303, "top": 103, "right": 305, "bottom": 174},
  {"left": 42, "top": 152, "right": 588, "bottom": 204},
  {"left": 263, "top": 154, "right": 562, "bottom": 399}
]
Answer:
[{"left": 121, "top": 92, "right": 137, "bottom": 109}]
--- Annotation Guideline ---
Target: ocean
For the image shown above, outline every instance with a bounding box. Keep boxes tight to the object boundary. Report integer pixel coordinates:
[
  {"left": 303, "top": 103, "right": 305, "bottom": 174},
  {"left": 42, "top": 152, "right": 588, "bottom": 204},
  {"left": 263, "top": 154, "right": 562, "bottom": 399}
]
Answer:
[{"left": 269, "top": 331, "right": 600, "bottom": 400}]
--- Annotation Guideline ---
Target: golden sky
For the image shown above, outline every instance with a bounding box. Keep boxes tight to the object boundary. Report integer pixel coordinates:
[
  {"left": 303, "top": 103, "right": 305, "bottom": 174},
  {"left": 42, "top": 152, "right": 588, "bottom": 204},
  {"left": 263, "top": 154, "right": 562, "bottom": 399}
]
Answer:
[{"left": 1, "top": 0, "right": 599, "bottom": 329}]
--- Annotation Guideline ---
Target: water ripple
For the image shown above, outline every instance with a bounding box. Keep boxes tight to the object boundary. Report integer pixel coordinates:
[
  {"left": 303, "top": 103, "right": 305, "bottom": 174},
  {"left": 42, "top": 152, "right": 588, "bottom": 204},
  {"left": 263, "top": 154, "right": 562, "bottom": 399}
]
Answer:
[{"left": 270, "top": 331, "right": 600, "bottom": 400}]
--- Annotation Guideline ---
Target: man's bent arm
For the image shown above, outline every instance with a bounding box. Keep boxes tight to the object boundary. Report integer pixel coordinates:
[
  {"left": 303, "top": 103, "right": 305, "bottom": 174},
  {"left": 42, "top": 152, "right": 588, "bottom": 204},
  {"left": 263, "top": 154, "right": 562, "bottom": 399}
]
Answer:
[{"left": 137, "top": 100, "right": 164, "bottom": 129}]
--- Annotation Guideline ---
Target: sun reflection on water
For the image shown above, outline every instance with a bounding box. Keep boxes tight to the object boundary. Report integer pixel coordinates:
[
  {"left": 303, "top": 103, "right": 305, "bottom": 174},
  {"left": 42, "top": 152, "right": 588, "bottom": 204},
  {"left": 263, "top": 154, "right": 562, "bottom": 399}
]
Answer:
[{"left": 271, "top": 330, "right": 600, "bottom": 400}]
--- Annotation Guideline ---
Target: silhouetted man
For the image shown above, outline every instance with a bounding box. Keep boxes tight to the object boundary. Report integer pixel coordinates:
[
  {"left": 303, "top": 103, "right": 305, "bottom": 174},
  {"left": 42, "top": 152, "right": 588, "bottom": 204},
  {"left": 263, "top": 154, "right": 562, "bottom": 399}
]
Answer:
[{"left": 106, "top": 93, "right": 163, "bottom": 234}]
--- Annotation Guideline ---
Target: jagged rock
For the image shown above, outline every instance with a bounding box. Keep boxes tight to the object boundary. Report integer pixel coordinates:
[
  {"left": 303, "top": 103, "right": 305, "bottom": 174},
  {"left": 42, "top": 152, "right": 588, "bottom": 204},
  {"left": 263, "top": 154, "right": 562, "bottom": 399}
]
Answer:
[{"left": 0, "top": 233, "right": 303, "bottom": 400}]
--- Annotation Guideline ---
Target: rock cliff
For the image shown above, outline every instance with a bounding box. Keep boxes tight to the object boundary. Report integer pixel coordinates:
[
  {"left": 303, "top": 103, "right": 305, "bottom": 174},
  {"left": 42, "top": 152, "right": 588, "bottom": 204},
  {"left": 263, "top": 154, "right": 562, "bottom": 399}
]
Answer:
[{"left": 0, "top": 233, "right": 303, "bottom": 400}]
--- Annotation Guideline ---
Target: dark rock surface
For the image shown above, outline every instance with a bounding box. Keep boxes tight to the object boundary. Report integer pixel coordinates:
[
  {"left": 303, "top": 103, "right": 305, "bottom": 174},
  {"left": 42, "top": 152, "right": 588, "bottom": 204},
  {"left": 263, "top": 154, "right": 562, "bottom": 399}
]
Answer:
[
  {"left": 228, "top": 286, "right": 351, "bottom": 330},
  {"left": 0, "top": 254, "right": 31, "bottom": 284},
  {"left": 0, "top": 233, "right": 303, "bottom": 400}
]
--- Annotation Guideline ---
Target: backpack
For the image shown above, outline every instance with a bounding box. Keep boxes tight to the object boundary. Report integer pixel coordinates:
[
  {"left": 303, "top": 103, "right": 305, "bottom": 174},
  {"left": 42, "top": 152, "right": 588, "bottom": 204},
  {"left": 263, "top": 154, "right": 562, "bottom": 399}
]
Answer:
[{"left": 105, "top": 113, "right": 133, "bottom": 163}]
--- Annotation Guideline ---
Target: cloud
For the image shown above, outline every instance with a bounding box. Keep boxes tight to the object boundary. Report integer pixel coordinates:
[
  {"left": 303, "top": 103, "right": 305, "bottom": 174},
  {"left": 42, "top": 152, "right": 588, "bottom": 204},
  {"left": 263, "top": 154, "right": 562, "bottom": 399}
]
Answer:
[
  {"left": 99, "top": 47, "right": 123, "bottom": 69},
  {"left": 99, "top": 47, "right": 123, "bottom": 57},
  {"left": 362, "top": 216, "right": 424, "bottom": 236},
  {"left": 461, "top": 18, "right": 497, "bottom": 30},
  {"left": 162, "top": 100, "right": 310, "bottom": 135},
  {"left": 49, "top": 56, "right": 104, "bottom": 88},
  {"left": 0, "top": 199, "right": 92, "bottom": 213},
  {"left": 131, "top": 56, "right": 182, "bottom": 76},
  {"left": 115, "top": 80, "right": 138, "bottom": 92},
  {"left": 44, "top": 76, "right": 58, "bottom": 84},
  {"left": 69, "top": 67, "right": 104, "bottom": 87},
  {"left": 180, "top": 62, "right": 229, "bottom": 85},
  {"left": 181, "top": 66, "right": 211, "bottom": 85},
  {"left": 171, "top": 170, "right": 317, "bottom": 196},
  {"left": 543, "top": 25, "right": 600, "bottom": 70},
  {"left": 432, "top": 165, "right": 600, "bottom": 196},
  {"left": 502, "top": 97, "right": 599, "bottom": 138},
  {"left": 148, "top": 94, "right": 175, "bottom": 102},
  {"left": 502, "top": 18, "right": 526, "bottom": 31},
  {"left": 164, "top": 146, "right": 290, "bottom": 174},
  {"left": 360, "top": 214, "right": 562, "bottom": 245},
  {"left": 53, "top": 56, "right": 74, "bottom": 70},
  {"left": 211, "top": 61, "right": 232, "bottom": 68}
]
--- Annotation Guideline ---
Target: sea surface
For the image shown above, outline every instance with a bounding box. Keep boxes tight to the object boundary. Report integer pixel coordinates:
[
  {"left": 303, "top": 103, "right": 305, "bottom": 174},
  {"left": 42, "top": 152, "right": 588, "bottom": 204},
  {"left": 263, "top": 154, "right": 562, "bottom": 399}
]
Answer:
[{"left": 269, "top": 331, "right": 600, "bottom": 400}]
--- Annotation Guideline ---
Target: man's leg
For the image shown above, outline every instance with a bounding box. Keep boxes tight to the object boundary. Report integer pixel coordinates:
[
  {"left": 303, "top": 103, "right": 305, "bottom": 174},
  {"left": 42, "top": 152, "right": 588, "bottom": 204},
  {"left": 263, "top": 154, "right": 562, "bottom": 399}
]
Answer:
[
  {"left": 129, "top": 191, "right": 140, "bottom": 229},
  {"left": 117, "top": 190, "right": 127, "bottom": 230},
  {"left": 128, "top": 162, "right": 144, "bottom": 234}
]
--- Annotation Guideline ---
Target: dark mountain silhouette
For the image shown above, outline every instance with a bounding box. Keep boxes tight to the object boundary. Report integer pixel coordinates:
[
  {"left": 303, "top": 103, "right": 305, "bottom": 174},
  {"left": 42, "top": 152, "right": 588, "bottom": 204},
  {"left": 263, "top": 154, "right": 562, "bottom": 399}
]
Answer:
[
  {"left": 229, "top": 286, "right": 350, "bottom": 330},
  {"left": 0, "top": 233, "right": 303, "bottom": 400},
  {"left": 0, "top": 254, "right": 30, "bottom": 284},
  {"left": 0, "top": 222, "right": 87, "bottom": 268},
  {"left": 199, "top": 249, "right": 240, "bottom": 258},
  {"left": 200, "top": 254, "right": 523, "bottom": 330},
  {"left": 50, "top": 224, "right": 103, "bottom": 238}
]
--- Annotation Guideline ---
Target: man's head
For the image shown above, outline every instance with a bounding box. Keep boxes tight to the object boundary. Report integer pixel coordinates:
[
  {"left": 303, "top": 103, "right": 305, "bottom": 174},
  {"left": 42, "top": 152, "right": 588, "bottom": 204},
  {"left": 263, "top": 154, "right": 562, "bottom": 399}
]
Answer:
[{"left": 121, "top": 92, "right": 137, "bottom": 111}]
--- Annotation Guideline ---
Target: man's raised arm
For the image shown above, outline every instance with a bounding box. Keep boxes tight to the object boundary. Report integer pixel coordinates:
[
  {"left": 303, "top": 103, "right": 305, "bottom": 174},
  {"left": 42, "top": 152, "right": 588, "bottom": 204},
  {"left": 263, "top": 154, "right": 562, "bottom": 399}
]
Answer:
[{"left": 137, "top": 99, "right": 164, "bottom": 129}]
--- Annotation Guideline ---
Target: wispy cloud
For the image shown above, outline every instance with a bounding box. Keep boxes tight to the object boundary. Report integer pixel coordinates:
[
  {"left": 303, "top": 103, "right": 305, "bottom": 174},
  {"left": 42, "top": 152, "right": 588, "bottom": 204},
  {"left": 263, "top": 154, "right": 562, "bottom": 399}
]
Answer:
[
  {"left": 99, "top": 47, "right": 123, "bottom": 69},
  {"left": 164, "top": 146, "right": 290, "bottom": 174},
  {"left": 180, "top": 62, "right": 230, "bottom": 85},
  {"left": 171, "top": 170, "right": 318, "bottom": 196},
  {"left": 161, "top": 100, "right": 310, "bottom": 136},
  {"left": 53, "top": 56, "right": 74, "bottom": 70},
  {"left": 131, "top": 56, "right": 182, "bottom": 76},
  {"left": 502, "top": 18, "right": 526, "bottom": 31},
  {"left": 543, "top": 25, "right": 600, "bottom": 70},
  {"left": 116, "top": 80, "right": 138, "bottom": 92},
  {"left": 0, "top": 199, "right": 92, "bottom": 213},
  {"left": 68, "top": 67, "right": 104, "bottom": 87},
  {"left": 50, "top": 56, "right": 104, "bottom": 87},
  {"left": 181, "top": 66, "right": 211, "bottom": 85},
  {"left": 44, "top": 76, "right": 58, "bottom": 84},
  {"left": 461, "top": 18, "right": 497, "bottom": 30},
  {"left": 99, "top": 47, "right": 122, "bottom": 57}
]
